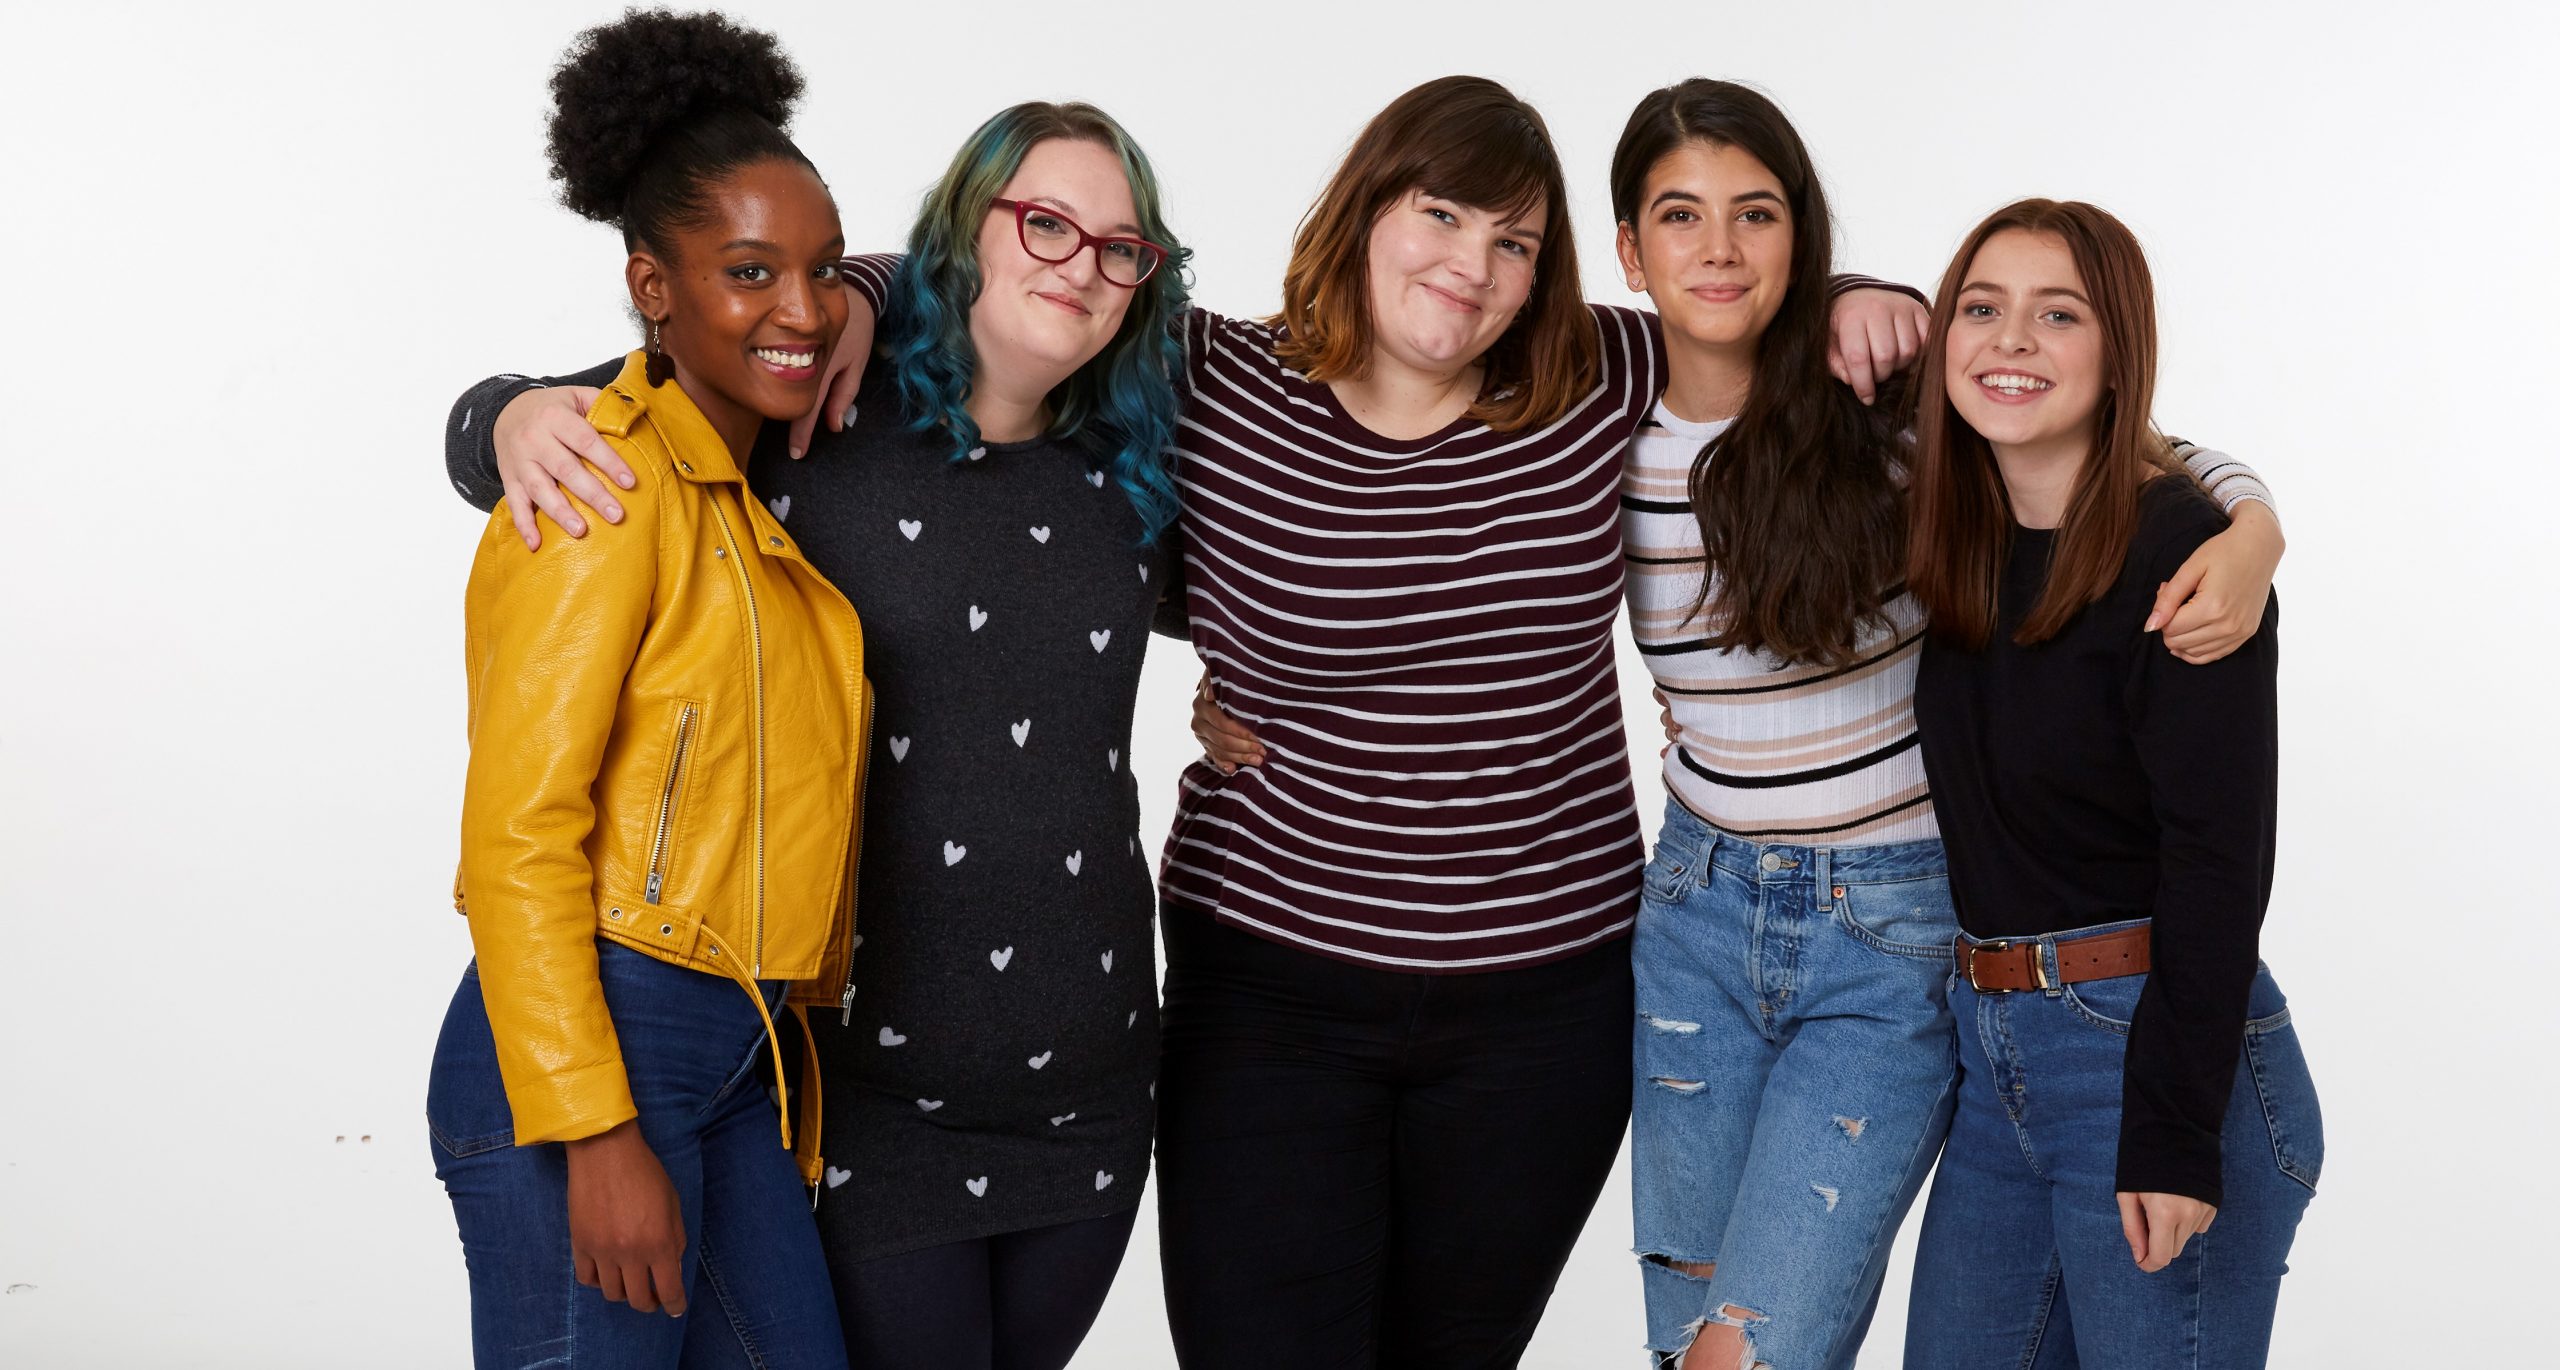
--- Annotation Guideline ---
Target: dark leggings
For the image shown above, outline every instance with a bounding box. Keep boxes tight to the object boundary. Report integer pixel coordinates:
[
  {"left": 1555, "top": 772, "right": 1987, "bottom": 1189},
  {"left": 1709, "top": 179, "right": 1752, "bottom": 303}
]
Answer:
[
  {"left": 1154, "top": 912, "right": 1636, "bottom": 1369},
  {"left": 830, "top": 1206, "right": 1140, "bottom": 1370}
]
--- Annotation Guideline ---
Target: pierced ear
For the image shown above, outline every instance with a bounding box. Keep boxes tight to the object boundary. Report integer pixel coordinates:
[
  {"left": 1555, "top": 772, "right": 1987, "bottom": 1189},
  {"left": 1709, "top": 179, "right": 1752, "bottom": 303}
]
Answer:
[
  {"left": 1614, "top": 220, "right": 1646, "bottom": 293},
  {"left": 626, "top": 250, "right": 670, "bottom": 329}
]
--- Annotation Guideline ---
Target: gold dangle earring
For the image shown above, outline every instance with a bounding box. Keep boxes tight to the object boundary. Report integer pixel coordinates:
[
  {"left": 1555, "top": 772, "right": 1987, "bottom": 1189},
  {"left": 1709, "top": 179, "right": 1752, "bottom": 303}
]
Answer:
[{"left": 646, "top": 316, "right": 673, "bottom": 386}]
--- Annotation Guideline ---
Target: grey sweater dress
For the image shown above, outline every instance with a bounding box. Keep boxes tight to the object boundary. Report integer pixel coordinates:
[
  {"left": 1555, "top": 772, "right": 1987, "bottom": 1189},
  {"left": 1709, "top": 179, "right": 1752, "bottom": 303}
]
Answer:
[{"left": 445, "top": 363, "right": 1170, "bottom": 1261}]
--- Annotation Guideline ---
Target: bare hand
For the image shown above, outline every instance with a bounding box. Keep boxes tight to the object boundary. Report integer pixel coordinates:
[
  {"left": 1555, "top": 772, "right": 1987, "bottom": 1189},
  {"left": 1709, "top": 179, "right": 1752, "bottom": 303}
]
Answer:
[
  {"left": 1191, "top": 671, "right": 1265, "bottom": 773},
  {"left": 566, "top": 1120, "right": 688, "bottom": 1316},
  {"left": 2118, "top": 1190, "right": 2217, "bottom": 1273},
  {"left": 1827, "top": 287, "right": 1930, "bottom": 405},
  {"left": 2148, "top": 500, "right": 2283, "bottom": 664},
  {"left": 787, "top": 291, "right": 876, "bottom": 458},
  {"left": 1653, "top": 685, "right": 1682, "bottom": 754},
  {"left": 492, "top": 386, "right": 633, "bottom": 550}
]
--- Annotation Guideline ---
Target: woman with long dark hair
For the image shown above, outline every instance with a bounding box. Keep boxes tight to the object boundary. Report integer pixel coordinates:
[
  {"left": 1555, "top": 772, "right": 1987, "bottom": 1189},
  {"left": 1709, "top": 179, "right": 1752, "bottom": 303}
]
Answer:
[
  {"left": 1902, "top": 200, "right": 2318, "bottom": 1370},
  {"left": 438, "top": 93, "right": 1195, "bottom": 1370},
  {"left": 428, "top": 12, "right": 860, "bottom": 1366},
  {"left": 1596, "top": 83, "right": 2284, "bottom": 1370}
]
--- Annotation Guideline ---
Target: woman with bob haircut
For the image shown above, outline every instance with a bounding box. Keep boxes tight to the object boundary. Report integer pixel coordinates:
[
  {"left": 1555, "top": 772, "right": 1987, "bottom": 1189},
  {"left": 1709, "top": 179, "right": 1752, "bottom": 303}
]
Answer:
[
  {"left": 1902, "top": 200, "right": 2319, "bottom": 1369},
  {"left": 1592, "top": 83, "right": 2282, "bottom": 1370},
  {"left": 429, "top": 11, "right": 860, "bottom": 1367},
  {"left": 441, "top": 97, "right": 1194, "bottom": 1370}
]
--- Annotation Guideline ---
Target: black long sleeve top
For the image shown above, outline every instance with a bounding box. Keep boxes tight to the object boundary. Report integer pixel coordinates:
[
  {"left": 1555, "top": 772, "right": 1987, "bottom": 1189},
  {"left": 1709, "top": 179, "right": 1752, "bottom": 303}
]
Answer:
[{"left": 1915, "top": 475, "right": 2279, "bottom": 1205}]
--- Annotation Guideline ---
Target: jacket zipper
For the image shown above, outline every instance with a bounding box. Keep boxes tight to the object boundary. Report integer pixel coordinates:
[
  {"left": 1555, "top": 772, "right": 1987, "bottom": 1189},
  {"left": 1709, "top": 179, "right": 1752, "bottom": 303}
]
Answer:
[
  {"left": 840, "top": 684, "right": 874, "bottom": 1024},
  {"left": 643, "top": 703, "right": 698, "bottom": 903},
  {"left": 704, "top": 495, "right": 768, "bottom": 974}
]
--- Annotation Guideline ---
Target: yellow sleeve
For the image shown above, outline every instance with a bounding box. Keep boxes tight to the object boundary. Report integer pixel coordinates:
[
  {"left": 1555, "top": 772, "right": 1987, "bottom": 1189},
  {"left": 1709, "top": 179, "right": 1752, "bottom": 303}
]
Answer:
[{"left": 457, "top": 439, "right": 659, "bottom": 1146}]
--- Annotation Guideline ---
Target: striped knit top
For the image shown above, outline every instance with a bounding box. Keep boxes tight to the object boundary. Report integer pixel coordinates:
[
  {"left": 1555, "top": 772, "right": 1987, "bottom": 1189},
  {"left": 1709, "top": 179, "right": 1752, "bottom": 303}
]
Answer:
[
  {"left": 1621, "top": 402, "right": 2272, "bottom": 845},
  {"left": 1160, "top": 305, "right": 1668, "bottom": 971}
]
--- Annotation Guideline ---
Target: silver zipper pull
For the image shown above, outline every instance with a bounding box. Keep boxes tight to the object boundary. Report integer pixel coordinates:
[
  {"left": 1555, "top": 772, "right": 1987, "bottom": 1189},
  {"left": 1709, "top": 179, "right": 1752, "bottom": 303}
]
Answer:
[
  {"left": 644, "top": 872, "right": 664, "bottom": 903},
  {"left": 839, "top": 981, "right": 857, "bottom": 1026},
  {"left": 809, "top": 1181, "right": 821, "bottom": 1213}
]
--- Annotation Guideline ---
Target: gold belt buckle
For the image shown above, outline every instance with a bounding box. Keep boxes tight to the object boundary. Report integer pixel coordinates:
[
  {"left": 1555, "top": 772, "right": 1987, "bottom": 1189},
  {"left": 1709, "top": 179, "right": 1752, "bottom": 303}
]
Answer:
[{"left": 1967, "top": 939, "right": 2007, "bottom": 992}]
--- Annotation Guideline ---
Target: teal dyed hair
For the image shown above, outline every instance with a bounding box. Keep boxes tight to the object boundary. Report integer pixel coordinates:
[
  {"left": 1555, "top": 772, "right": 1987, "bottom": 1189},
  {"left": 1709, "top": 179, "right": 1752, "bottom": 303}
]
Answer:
[{"left": 882, "top": 102, "right": 1191, "bottom": 543}]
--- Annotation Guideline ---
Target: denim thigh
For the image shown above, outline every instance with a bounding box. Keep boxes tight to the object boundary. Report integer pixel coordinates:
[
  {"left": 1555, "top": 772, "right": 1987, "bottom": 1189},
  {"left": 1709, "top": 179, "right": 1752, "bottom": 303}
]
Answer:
[
  {"left": 1907, "top": 946, "right": 2320, "bottom": 1370},
  {"left": 426, "top": 942, "right": 848, "bottom": 1370},
  {"left": 1629, "top": 803, "right": 1959, "bottom": 1368}
]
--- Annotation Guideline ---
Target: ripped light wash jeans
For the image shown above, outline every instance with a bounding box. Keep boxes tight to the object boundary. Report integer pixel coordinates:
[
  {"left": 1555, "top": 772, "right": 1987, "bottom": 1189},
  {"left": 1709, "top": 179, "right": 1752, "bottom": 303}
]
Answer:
[{"left": 1629, "top": 799, "right": 1959, "bottom": 1368}]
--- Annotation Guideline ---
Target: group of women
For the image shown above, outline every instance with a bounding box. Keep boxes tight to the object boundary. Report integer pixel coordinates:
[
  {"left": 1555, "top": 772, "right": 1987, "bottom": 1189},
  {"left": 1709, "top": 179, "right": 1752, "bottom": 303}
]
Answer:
[{"left": 429, "top": 10, "right": 2322, "bottom": 1369}]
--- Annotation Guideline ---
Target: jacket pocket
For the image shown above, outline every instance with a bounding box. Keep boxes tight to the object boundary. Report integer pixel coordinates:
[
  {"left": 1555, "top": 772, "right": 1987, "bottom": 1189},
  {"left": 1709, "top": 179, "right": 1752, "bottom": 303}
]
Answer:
[{"left": 643, "top": 700, "right": 703, "bottom": 905}]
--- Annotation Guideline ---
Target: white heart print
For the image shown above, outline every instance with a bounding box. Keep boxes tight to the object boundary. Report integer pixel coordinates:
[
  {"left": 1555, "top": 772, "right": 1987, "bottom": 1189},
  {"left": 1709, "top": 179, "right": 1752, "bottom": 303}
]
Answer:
[
  {"left": 889, "top": 736, "right": 911, "bottom": 762},
  {"left": 1101, "top": 950, "right": 1114, "bottom": 973},
  {"left": 968, "top": 606, "right": 988, "bottom": 631},
  {"left": 1065, "top": 851, "right": 1083, "bottom": 875},
  {"left": 965, "top": 1176, "right": 989, "bottom": 1197},
  {"left": 917, "top": 1099, "right": 944, "bottom": 1112},
  {"left": 1128, "top": 1010, "right": 1139, "bottom": 1028},
  {"left": 1028, "top": 1051, "right": 1052, "bottom": 1070},
  {"left": 878, "top": 1026, "right": 907, "bottom": 1046},
  {"left": 1087, "top": 469, "right": 1106, "bottom": 487},
  {"left": 1030, "top": 527, "right": 1051, "bottom": 544},
  {"left": 1108, "top": 749, "right": 1119, "bottom": 771},
  {"left": 768, "top": 495, "right": 790, "bottom": 522},
  {"left": 899, "top": 519, "right": 922, "bottom": 540},
  {"left": 1050, "top": 1113, "right": 1077, "bottom": 1126},
  {"left": 1095, "top": 1171, "right": 1115, "bottom": 1192},
  {"left": 1089, "top": 630, "right": 1111, "bottom": 653},
  {"left": 1011, "top": 719, "right": 1031, "bottom": 747},
  {"left": 825, "top": 1165, "right": 851, "bottom": 1188},
  {"left": 966, "top": 446, "right": 987, "bottom": 462},
  {"left": 944, "top": 841, "right": 967, "bottom": 866},
  {"left": 990, "top": 946, "right": 1014, "bottom": 971},
  {"left": 1139, "top": 564, "right": 1149, "bottom": 583}
]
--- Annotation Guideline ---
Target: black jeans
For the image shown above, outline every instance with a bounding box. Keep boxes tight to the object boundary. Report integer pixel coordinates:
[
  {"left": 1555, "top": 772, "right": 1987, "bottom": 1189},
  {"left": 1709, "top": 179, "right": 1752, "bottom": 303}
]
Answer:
[
  {"left": 831, "top": 1206, "right": 1140, "bottom": 1370},
  {"left": 1155, "top": 911, "right": 1635, "bottom": 1369}
]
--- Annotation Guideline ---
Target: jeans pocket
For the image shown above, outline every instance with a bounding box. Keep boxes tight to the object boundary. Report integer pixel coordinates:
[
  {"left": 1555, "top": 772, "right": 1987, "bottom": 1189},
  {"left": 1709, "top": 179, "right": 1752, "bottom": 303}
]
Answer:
[
  {"left": 1641, "top": 846, "right": 1698, "bottom": 906},
  {"left": 2060, "top": 970, "right": 2143, "bottom": 1034},
  {"left": 1834, "top": 875, "right": 1959, "bottom": 959},
  {"left": 426, "top": 967, "right": 520, "bottom": 1164},
  {"left": 2245, "top": 1011, "right": 2324, "bottom": 1193}
]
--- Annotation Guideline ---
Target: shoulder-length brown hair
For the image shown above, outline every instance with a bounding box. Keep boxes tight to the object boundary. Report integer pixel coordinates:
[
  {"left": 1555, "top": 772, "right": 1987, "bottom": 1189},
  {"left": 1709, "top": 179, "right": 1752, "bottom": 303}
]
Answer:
[
  {"left": 1270, "top": 75, "right": 1598, "bottom": 432},
  {"left": 1906, "top": 199, "right": 2188, "bottom": 648}
]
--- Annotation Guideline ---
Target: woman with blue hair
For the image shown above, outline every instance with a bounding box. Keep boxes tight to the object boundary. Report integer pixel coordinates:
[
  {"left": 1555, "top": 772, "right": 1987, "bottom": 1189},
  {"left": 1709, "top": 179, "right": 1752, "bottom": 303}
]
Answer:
[{"left": 441, "top": 98, "right": 1191, "bottom": 1370}]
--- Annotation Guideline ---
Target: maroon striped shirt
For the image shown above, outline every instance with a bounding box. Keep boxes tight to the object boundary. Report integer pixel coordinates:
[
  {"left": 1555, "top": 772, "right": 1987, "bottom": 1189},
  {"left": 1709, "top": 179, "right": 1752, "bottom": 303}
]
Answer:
[{"left": 1162, "top": 306, "right": 1665, "bottom": 971}]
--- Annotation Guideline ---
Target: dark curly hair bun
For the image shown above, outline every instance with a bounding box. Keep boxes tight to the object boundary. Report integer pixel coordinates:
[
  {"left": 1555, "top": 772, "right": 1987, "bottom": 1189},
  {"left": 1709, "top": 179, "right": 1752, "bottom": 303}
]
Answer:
[{"left": 546, "top": 8, "right": 815, "bottom": 250}]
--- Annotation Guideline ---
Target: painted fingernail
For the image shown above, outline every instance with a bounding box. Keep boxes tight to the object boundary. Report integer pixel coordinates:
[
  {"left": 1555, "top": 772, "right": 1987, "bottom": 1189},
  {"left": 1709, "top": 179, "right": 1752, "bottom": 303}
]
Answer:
[
  {"left": 843, "top": 403, "right": 858, "bottom": 427},
  {"left": 790, "top": 446, "right": 805, "bottom": 460}
]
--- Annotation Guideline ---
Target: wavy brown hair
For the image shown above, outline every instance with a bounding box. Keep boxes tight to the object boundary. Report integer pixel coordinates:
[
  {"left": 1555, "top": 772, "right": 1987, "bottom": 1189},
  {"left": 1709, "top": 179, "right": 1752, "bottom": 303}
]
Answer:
[
  {"left": 1907, "top": 199, "right": 2186, "bottom": 648},
  {"left": 1271, "top": 75, "right": 1597, "bottom": 431},
  {"left": 1609, "top": 79, "right": 1905, "bottom": 668}
]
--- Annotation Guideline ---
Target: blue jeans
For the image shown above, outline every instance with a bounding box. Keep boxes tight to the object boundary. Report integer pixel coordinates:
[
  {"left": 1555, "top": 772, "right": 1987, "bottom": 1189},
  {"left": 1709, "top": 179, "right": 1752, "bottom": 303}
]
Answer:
[
  {"left": 1630, "top": 800, "right": 1960, "bottom": 1368},
  {"left": 427, "top": 941, "right": 849, "bottom": 1369},
  {"left": 1905, "top": 924, "right": 2322, "bottom": 1370}
]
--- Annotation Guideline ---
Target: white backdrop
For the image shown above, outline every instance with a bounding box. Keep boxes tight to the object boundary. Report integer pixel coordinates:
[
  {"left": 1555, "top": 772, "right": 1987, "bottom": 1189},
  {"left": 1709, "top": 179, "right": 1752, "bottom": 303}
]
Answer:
[{"left": 4, "top": 1, "right": 2553, "bottom": 1364}]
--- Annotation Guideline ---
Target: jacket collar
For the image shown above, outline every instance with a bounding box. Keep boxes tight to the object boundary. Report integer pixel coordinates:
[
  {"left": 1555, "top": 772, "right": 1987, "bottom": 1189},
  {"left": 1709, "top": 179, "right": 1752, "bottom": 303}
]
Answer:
[{"left": 590, "top": 351, "right": 748, "bottom": 486}]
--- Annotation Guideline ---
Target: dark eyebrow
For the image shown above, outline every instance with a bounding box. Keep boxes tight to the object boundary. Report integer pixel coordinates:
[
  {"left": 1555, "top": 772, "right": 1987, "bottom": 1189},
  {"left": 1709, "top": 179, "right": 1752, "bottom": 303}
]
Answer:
[
  {"left": 717, "top": 234, "right": 848, "bottom": 255},
  {"left": 1644, "top": 188, "right": 1782, "bottom": 211},
  {"left": 1958, "top": 280, "right": 2094, "bottom": 308}
]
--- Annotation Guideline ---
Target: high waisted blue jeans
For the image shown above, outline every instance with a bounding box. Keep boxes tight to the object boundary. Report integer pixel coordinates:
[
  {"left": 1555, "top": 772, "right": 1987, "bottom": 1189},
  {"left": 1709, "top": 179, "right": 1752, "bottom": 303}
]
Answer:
[
  {"left": 1629, "top": 800, "right": 1961, "bottom": 1368},
  {"left": 1905, "top": 923, "right": 2322, "bottom": 1370},
  {"left": 427, "top": 940, "right": 849, "bottom": 1369}
]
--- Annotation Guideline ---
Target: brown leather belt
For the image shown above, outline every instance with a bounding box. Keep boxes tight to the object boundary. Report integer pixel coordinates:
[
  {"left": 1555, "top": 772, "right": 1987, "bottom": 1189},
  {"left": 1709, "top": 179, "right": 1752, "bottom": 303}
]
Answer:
[{"left": 1958, "top": 925, "right": 2151, "bottom": 993}]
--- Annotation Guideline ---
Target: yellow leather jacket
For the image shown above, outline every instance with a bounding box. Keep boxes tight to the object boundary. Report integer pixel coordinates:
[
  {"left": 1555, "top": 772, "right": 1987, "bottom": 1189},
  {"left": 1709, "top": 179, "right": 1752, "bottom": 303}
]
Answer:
[{"left": 456, "top": 352, "right": 868, "bottom": 1182}]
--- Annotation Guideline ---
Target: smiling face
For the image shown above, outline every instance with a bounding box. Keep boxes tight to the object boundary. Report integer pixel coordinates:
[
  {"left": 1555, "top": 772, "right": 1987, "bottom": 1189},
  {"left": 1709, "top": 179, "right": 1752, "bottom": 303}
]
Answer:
[
  {"left": 1944, "top": 228, "right": 2108, "bottom": 457},
  {"left": 634, "top": 157, "right": 847, "bottom": 445},
  {"left": 1361, "top": 188, "right": 1545, "bottom": 378},
  {"left": 968, "top": 137, "right": 1142, "bottom": 391},
  {"left": 1616, "top": 139, "right": 1793, "bottom": 356}
]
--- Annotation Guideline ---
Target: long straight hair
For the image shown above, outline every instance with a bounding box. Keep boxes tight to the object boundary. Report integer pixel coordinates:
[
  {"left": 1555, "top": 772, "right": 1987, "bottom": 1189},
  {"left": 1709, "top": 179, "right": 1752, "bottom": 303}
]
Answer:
[
  {"left": 1906, "top": 199, "right": 2186, "bottom": 647},
  {"left": 1272, "top": 75, "right": 1598, "bottom": 432},
  {"left": 1609, "top": 79, "right": 1904, "bottom": 668},
  {"left": 880, "top": 102, "right": 1192, "bottom": 543}
]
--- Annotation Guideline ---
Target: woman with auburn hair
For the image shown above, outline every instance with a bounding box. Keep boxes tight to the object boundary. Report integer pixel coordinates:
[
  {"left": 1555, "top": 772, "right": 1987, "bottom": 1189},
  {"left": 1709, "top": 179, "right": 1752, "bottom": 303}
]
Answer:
[
  {"left": 1586, "top": 84, "right": 2284, "bottom": 1370},
  {"left": 442, "top": 100, "right": 1193, "bottom": 1370},
  {"left": 1902, "top": 201, "right": 2319, "bottom": 1369}
]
